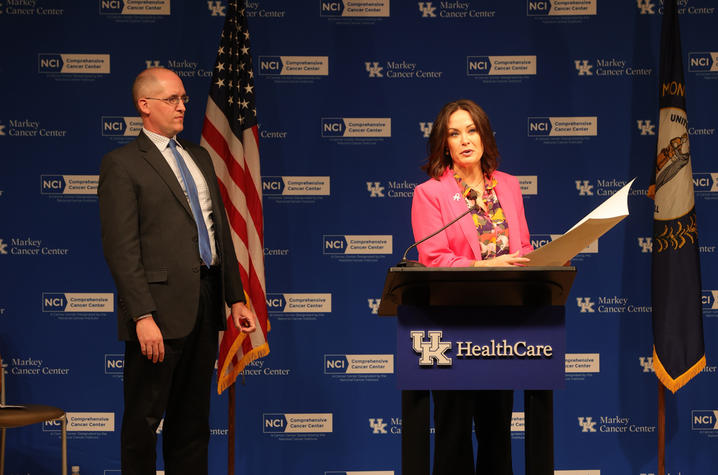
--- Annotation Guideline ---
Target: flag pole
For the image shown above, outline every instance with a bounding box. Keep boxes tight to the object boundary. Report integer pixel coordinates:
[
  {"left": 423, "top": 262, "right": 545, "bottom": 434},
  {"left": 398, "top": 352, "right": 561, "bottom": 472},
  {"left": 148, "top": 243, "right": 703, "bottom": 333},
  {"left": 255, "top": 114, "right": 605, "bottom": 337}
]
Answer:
[
  {"left": 228, "top": 382, "right": 236, "bottom": 475},
  {"left": 657, "top": 380, "right": 665, "bottom": 475}
]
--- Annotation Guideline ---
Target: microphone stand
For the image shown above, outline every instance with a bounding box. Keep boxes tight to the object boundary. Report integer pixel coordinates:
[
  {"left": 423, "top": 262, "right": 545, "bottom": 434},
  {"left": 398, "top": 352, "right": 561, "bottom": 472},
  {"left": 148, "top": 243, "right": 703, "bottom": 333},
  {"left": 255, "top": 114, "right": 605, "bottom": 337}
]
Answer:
[{"left": 397, "top": 190, "right": 479, "bottom": 267}]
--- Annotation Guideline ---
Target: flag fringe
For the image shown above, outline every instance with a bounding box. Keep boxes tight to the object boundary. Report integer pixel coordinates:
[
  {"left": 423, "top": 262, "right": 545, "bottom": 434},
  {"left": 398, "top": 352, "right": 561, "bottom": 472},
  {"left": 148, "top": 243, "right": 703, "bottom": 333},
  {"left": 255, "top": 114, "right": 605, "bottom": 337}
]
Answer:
[
  {"left": 217, "top": 290, "right": 271, "bottom": 394},
  {"left": 217, "top": 339, "right": 270, "bottom": 394},
  {"left": 652, "top": 346, "right": 706, "bottom": 393}
]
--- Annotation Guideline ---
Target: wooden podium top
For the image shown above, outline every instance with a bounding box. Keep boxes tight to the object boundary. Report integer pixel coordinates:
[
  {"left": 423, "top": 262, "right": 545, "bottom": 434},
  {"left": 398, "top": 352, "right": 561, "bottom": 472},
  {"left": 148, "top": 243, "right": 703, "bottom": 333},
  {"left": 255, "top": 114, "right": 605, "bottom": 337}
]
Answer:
[{"left": 378, "top": 266, "right": 576, "bottom": 316}]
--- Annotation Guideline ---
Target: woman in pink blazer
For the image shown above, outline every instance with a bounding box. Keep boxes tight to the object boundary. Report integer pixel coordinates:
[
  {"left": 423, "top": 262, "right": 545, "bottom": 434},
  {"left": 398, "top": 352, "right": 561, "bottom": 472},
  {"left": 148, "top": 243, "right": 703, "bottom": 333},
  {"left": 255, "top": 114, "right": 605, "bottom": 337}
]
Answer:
[{"left": 411, "top": 99, "right": 532, "bottom": 475}]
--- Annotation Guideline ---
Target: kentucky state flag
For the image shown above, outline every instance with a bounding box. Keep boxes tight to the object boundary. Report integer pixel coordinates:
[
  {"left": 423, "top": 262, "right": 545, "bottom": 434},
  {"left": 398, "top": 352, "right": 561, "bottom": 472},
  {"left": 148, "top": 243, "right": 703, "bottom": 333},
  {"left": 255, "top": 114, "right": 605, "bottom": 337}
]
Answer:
[{"left": 650, "top": 0, "right": 706, "bottom": 393}]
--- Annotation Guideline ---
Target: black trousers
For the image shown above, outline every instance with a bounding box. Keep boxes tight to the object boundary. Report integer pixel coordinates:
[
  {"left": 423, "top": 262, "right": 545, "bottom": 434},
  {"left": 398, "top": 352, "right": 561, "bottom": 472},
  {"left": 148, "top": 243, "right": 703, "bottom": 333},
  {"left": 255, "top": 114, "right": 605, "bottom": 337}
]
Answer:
[
  {"left": 432, "top": 390, "right": 514, "bottom": 475},
  {"left": 121, "top": 269, "right": 220, "bottom": 475},
  {"left": 524, "top": 390, "right": 554, "bottom": 475}
]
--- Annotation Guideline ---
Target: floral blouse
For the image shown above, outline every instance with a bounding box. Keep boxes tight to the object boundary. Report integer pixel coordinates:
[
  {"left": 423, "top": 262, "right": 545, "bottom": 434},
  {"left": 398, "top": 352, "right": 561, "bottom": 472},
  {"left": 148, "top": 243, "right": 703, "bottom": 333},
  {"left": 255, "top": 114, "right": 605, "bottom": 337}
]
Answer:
[{"left": 454, "top": 173, "right": 510, "bottom": 260}]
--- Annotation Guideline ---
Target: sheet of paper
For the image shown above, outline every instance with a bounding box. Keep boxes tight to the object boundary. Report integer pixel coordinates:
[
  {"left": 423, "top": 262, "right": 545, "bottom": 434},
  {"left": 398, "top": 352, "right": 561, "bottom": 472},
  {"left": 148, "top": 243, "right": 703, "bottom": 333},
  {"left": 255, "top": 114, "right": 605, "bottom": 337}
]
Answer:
[{"left": 525, "top": 179, "right": 635, "bottom": 267}]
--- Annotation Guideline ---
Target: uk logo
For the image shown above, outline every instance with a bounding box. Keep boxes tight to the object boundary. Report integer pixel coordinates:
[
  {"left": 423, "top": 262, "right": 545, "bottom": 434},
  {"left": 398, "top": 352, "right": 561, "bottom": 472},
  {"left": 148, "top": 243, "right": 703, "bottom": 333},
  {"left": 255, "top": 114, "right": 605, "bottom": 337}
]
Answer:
[
  {"left": 369, "top": 418, "right": 388, "bottom": 434},
  {"left": 145, "top": 60, "right": 162, "bottom": 69},
  {"left": 637, "top": 237, "right": 653, "bottom": 253},
  {"left": 0, "top": 124, "right": 5, "bottom": 136},
  {"left": 575, "top": 180, "right": 594, "bottom": 196},
  {"left": 578, "top": 417, "right": 597, "bottom": 432},
  {"left": 419, "top": 122, "right": 433, "bottom": 138},
  {"left": 410, "top": 331, "right": 452, "bottom": 366},
  {"left": 367, "top": 298, "right": 381, "bottom": 314},
  {"left": 636, "top": 120, "right": 656, "bottom": 135},
  {"left": 365, "top": 62, "right": 384, "bottom": 78},
  {"left": 0, "top": 239, "right": 7, "bottom": 255},
  {"left": 576, "top": 297, "right": 595, "bottom": 313},
  {"left": 207, "top": 1, "right": 226, "bottom": 16},
  {"left": 637, "top": 0, "right": 656, "bottom": 15},
  {"left": 575, "top": 60, "right": 593, "bottom": 76},
  {"left": 418, "top": 2, "right": 437, "bottom": 17},
  {"left": 639, "top": 356, "right": 654, "bottom": 373},
  {"left": 367, "top": 182, "right": 385, "bottom": 197}
]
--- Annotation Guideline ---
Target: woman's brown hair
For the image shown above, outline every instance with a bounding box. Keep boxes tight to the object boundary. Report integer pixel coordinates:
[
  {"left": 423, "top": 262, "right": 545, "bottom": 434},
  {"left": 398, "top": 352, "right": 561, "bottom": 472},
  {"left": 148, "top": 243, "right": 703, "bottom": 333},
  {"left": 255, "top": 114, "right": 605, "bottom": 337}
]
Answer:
[{"left": 422, "top": 99, "right": 500, "bottom": 179}]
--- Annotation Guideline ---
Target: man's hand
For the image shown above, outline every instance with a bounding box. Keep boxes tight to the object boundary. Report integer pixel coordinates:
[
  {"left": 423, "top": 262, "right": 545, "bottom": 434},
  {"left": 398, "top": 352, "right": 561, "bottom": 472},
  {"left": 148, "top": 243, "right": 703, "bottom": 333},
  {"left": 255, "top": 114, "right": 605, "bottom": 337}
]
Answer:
[
  {"left": 231, "top": 302, "right": 257, "bottom": 334},
  {"left": 136, "top": 317, "right": 165, "bottom": 363}
]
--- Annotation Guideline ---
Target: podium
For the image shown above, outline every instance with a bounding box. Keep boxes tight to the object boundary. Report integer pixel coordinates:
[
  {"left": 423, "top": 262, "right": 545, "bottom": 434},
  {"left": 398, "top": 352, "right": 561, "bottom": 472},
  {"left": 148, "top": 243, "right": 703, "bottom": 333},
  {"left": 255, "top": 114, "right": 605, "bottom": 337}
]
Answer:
[{"left": 379, "top": 266, "right": 576, "bottom": 475}]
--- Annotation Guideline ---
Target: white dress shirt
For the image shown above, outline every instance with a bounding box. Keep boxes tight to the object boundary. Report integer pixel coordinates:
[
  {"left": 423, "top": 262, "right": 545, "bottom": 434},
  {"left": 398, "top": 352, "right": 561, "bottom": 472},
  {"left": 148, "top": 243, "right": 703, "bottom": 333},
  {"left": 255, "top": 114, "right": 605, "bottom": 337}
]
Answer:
[{"left": 143, "top": 128, "right": 218, "bottom": 265}]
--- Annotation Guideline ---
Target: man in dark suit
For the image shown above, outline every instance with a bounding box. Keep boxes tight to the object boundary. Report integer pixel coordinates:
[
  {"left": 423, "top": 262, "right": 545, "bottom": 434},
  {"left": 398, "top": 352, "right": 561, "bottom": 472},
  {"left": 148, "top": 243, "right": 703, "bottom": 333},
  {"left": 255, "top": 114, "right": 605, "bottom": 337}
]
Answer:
[{"left": 98, "top": 67, "right": 257, "bottom": 475}]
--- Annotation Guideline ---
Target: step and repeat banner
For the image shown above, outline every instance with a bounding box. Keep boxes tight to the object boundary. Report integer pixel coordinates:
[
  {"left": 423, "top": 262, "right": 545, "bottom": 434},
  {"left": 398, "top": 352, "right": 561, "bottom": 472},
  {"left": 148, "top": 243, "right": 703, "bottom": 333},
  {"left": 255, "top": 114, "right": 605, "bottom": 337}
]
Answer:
[{"left": 1, "top": 1, "right": 717, "bottom": 474}]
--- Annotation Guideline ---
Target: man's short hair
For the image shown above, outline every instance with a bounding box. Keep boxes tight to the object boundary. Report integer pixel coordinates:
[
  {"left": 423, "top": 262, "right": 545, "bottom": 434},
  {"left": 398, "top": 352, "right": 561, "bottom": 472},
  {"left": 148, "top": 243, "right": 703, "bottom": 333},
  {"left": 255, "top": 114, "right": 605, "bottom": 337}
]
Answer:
[{"left": 131, "top": 68, "right": 163, "bottom": 113}]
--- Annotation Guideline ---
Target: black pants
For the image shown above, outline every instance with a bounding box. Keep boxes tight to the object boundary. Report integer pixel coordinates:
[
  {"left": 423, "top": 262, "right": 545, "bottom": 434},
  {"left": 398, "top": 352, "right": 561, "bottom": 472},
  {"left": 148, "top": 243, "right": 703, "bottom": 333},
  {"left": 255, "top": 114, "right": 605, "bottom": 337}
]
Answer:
[
  {"left": 525, "top": 390, "right": 554, "bottom": 475},
  {"left": 121, "top": 270, "right": 220, "bottom": 475},
  {"left": 432, "top": 390, "right": 514, "bottom": 475}
]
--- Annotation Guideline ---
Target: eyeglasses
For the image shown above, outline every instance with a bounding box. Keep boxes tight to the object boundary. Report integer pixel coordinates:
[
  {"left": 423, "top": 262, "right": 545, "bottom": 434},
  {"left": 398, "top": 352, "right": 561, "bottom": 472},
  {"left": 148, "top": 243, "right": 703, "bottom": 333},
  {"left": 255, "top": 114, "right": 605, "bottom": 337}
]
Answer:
[{"left": 144, "top": 95, "right": 189, "bottom": 106}]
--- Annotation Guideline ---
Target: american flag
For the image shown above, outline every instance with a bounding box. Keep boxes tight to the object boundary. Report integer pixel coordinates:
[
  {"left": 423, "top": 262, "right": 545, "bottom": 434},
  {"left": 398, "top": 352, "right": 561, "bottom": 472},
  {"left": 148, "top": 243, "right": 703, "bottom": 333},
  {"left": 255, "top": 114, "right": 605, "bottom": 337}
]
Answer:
[{"left": 200, "top": 0, "right": 269, "bottom": 394}]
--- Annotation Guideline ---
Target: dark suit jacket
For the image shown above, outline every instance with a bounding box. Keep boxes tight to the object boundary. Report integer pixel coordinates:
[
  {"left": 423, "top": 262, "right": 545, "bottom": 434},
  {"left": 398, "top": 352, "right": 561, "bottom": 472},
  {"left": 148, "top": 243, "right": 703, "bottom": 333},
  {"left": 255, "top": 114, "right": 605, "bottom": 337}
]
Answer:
[{"left": 98, "top": 131, "right": 245, "bottom": 341}]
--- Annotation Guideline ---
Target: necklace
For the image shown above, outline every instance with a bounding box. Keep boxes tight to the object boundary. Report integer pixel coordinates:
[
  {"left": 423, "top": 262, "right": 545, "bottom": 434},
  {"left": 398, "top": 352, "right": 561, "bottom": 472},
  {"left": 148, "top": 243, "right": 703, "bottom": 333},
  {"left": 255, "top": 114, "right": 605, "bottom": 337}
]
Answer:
[{"left": 465, "top": 178, "right": 485, "bottom": 190}]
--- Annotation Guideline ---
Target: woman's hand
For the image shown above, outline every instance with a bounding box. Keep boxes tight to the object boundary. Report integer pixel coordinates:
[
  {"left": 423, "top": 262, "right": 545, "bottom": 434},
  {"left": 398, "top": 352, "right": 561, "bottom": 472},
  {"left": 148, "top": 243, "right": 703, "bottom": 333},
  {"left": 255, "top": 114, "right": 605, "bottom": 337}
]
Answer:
[{"left": 473, "top": 251, "right": 529, "bottom": 267}]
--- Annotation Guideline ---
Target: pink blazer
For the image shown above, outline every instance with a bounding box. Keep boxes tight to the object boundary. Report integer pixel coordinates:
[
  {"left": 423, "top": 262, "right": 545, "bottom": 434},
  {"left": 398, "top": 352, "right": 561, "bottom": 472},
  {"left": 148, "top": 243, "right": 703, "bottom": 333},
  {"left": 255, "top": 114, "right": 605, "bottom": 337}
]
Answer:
[{"left": 411, "top": 168, "right": 532, "bottom": 267}]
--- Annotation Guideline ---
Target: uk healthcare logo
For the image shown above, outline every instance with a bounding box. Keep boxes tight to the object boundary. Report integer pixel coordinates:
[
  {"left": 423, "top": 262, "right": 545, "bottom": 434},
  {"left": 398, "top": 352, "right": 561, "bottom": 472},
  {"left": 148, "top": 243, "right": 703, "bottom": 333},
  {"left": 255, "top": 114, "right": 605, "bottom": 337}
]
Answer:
[
  {"left": 365, "top": 61, "right": 384, "bottom": 78},
  {"left": 145, "top": 59, "right": 162, "bottom": 69},
  {"left": 578, "top": 417, "right": 597, "bottom": 432},
  {"left": 575, "top": 60, "right": 593, "bottom": 75},
  {"left": 575, "top": 180, "right": 594, "bottom": 196},
  {"left": 418, "top": 2, "right": 437, "bottom": 17},
  {"left": 369, "top": 418, "right": 388, "bottom": 434},
  {"left": 637, "top": 237, "right": 653, "bottom": 253},
  {"left": 366, "top": 182, "right": 385, "bottom": 197},
  {"left": 637, "top": 120, "right": 656, "bottom": 135},
  {"left": 639, "top": 356, "right": 654, "bottom": 373},
  {"left": 576, "top": 298, "right": 596, "bottom": 313},
  {"left": 419, "top": 122, "right": 433, "bottom": 138},
  {"left": 367, "top": 298, "right": 380, "bottom": 314},
  {"left": 207, "top": 0, "right": 225, "bottom": 16},
  {"left": 410, "top": 331, "right": 452, "bottom": 366},
  {"left": 636, "top": 0, "right": 656, "bottom": 15}
]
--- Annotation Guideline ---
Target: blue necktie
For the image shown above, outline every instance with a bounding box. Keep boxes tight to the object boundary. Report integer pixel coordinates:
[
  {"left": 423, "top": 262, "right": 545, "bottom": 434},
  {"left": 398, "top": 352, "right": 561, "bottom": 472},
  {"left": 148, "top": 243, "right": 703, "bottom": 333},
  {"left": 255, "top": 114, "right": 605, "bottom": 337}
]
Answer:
[{"left": 168, "top": 139, "right": 213, "bottom": 267}]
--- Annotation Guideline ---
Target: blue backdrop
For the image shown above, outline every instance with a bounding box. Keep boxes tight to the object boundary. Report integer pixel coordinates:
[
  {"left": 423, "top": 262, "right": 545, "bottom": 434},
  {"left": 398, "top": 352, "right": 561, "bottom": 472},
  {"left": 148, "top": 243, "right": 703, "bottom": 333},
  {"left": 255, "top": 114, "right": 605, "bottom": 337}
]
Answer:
[{"left": 1, "top": 1, "right": 717, "bottom": 474}]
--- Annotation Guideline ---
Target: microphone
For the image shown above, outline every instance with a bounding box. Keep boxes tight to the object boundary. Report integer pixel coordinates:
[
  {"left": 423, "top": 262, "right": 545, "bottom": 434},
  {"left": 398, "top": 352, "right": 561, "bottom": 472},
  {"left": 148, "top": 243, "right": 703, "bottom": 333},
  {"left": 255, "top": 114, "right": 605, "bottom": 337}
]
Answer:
[{"left": 397, "top": 189, "right": 479, "bottom": 267}]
